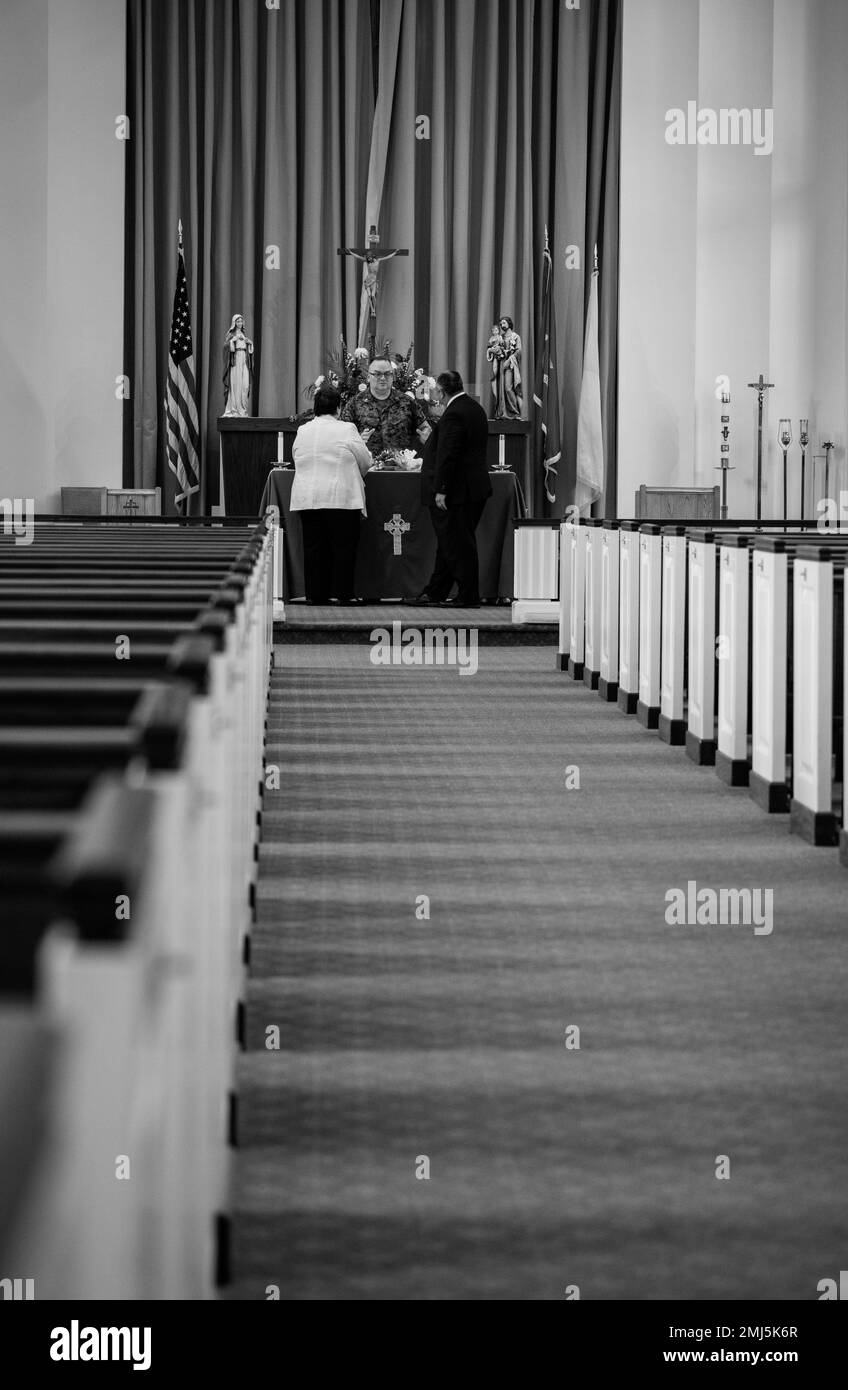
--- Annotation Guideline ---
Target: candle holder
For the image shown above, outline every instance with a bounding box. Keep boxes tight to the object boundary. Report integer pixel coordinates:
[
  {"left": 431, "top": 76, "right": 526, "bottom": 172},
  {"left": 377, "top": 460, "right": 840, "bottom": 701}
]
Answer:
[
  {"left": 822, "top": 439, "right": 835, "bottom": 507},
  {"left": 715, "top": 390, "right": 733, "bottom": 520},
  {"left": 798, "top": 420, "right": 809, "bottom": 519},
  {"left": 778, "top": 419, "right": 792, "bottom": 522}
]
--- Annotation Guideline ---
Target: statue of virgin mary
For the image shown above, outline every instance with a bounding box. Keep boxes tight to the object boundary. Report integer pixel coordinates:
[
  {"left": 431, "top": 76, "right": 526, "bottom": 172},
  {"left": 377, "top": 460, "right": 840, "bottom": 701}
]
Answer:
[{"left": 222, "top": 314, "right": 254, "bottom": 417}]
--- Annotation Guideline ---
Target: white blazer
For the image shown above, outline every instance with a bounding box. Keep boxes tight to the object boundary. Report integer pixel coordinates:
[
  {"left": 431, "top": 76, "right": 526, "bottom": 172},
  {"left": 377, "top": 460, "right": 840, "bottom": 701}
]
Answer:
[{"left": 290, "top": 415, "right": 372, "bottom": 513}]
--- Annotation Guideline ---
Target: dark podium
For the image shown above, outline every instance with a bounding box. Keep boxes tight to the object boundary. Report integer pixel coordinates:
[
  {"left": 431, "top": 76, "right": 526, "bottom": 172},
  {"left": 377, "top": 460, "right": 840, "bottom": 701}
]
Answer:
[{"left": 218, "top": 414, "right": 529, "bottom": 517}]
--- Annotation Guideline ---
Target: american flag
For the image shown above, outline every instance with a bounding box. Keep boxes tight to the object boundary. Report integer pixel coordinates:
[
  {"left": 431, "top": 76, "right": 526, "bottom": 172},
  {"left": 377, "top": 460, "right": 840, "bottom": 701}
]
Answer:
[
  {"left": 164, "top": 225, "right": 201, "bottom": 513},
  {"left": 533, "top": 231, "right": 561, "bottom": 507}
]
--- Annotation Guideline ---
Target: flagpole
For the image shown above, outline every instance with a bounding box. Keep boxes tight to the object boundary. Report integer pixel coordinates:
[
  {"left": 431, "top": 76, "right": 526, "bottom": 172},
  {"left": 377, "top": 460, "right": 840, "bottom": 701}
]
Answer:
[{"left": 575, "top": 244, "right": 603, "bottom": 519}]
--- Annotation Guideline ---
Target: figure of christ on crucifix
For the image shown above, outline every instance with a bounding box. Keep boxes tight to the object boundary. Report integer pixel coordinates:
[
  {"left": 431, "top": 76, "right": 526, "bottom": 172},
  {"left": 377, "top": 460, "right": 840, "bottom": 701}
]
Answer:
[{"left": 338, "top": 226, "right": 408, "bottom": 350}]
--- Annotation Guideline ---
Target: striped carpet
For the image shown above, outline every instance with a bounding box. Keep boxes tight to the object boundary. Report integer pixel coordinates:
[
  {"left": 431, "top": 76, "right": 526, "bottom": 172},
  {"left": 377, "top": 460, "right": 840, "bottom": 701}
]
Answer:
[{"left": 228, "top": 643, "right": 848, "bottom": 1300}]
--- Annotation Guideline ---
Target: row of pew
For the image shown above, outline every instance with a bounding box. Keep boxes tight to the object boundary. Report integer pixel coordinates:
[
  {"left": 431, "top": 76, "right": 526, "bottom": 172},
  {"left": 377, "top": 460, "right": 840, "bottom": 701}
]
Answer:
[
  {"left": 558, "top": 516, "right": 848, "bottom": 858},
  {"left": 0, "top": 516, "right": 274, "bottom": 1299}
]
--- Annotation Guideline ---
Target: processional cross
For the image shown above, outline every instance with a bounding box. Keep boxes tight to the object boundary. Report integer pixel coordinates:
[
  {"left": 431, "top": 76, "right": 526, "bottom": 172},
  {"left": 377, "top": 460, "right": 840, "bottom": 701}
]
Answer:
[
  {"left": 746, "top": 373, "right": 774, "bottom": 521},
  {"left": 338, "top": 226, "right": 408, "bottom": 352},
  {"left": 384, "top": 513, "right": 411, "bottom": 556}
]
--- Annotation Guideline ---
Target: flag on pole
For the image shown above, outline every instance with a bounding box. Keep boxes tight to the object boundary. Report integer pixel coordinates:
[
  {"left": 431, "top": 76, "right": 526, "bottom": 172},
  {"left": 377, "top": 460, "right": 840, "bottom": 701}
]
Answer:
[
  {"left": 575, "top": 245, "right": 604, "bottom": 516},
  {"left": 532, "top": 229, "right": 561, "bottom": 506},
  {"left": 164, "top": 222, "right": 201, "bottom": 515}
]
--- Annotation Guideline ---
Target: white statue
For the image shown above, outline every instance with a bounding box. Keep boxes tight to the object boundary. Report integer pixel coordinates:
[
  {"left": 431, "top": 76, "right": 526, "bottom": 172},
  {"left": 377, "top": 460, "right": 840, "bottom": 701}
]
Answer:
[{"left": 222, "top": 313, "right": 254, "bottom": 417}]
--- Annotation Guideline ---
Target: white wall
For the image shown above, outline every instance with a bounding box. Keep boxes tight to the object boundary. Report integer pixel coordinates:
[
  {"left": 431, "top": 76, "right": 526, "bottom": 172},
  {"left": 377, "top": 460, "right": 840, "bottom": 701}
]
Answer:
[
  {"left": 619, "top": 0, "right": 848, "bottom": 519},
  {"left": 0, "top": 0, "right": 125, "bottom": 512},
  {"left": 618, "top": 0, "right": 699, "bottom": 512},
  {"left": 0, "top": 1, "right": 50, "bottom": 508}
]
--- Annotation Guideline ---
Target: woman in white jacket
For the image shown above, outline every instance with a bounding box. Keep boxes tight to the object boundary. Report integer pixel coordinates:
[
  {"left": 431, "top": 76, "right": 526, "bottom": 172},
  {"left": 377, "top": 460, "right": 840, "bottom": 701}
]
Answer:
[{"left": 291, "top": 385, "right": 373, "bottom": 603}]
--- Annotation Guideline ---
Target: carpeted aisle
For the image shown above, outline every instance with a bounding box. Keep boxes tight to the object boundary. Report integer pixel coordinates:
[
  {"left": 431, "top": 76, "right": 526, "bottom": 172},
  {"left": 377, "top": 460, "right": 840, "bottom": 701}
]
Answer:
[{"left": 228, "top": 643, "right": 848, "bottom": 1301}]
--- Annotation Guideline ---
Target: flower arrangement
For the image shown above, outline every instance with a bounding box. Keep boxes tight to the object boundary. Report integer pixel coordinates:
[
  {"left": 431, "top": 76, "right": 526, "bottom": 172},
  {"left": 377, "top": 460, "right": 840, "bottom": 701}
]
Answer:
[
  {"left": 371, "top": 446, "right": 422, "bottom": 472},
  {"left": 303, "top": 336, "right": 437, "bottom": 413}
]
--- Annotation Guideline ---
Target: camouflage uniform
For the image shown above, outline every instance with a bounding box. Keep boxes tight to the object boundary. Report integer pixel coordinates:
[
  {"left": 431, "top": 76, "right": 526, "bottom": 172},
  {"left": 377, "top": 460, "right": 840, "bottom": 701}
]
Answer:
[{"left": 341, "top": 387, "right": 428, "bottom": 455}]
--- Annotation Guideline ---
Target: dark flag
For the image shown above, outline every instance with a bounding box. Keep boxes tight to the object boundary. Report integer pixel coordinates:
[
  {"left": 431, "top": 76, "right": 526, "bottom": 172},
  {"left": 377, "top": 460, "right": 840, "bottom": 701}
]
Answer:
[
  {"left": 533, "top": 229, "right": 562, "bottom": 507},
  {"left": 164, "top": 222, "right": 201, "bottom": 514}
]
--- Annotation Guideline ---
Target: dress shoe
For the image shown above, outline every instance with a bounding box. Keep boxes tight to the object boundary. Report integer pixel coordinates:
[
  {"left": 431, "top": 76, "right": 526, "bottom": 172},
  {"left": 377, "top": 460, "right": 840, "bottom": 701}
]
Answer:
[
  {"left": 440, "top": 596, "right": 480, "bottom": 608},
  {"left": 413, "top": 591, "right": 439, "bottom": 605}
]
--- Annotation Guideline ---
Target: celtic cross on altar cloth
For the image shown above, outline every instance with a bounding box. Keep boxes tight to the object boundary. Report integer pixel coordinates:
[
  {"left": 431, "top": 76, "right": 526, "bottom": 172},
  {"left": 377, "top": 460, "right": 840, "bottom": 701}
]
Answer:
[{"left": 384, "top": 513, "right": 410, "bottom": 555}]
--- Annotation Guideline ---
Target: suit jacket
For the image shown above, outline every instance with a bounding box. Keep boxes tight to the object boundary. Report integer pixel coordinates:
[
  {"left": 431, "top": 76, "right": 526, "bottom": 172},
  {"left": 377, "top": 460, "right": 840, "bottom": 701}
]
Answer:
[{"left": 420, "top": 393, "right": 493, "bottom": 507}]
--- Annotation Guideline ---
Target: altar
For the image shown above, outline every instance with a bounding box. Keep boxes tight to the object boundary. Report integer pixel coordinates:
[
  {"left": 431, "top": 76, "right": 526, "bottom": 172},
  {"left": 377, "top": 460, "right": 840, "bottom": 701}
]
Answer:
[
  {"left": 259, "top": 466, "right": 523, "bottom": 601},
  {"left": 217, "top": 414, "right": 530, "bottom": 515}
]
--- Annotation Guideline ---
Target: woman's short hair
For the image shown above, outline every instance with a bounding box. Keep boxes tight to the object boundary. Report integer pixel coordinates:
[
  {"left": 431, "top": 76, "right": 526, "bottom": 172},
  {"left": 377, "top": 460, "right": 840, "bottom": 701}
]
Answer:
[
  {"left": 313, "top": 385, "right": 342, "bottom": 417},
  {"left": 436, "top": 370, "right": 463, "bottom": 398}
]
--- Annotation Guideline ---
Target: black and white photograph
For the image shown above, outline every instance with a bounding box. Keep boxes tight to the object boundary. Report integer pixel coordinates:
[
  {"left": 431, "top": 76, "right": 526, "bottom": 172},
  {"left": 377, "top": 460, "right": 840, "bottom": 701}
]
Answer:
[{"left": 1, "top": 0, "right": 848, "bottom": 1351}]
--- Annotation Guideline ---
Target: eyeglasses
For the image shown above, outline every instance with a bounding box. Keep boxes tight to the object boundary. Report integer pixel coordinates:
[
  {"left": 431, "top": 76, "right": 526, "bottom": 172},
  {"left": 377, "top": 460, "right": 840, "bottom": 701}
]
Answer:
[{"left": 368, "top": 370, "right": 393, "bottom": 379}]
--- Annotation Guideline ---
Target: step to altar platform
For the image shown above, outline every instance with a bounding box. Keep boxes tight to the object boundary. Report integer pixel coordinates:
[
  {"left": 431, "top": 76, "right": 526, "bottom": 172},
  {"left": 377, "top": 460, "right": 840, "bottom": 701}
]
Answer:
[{"left": 275, "top": 601, "right": 556, "bottom": 645}]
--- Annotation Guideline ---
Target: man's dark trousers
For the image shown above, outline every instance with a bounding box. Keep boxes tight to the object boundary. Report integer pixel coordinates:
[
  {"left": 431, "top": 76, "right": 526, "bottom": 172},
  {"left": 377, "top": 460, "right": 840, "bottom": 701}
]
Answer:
[{"left": 426, "top": 498, "right": 486, "bottom": 603}]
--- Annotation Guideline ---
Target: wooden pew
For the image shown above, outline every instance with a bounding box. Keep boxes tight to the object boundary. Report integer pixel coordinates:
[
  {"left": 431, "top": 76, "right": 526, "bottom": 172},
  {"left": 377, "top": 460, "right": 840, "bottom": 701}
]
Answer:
[
  {"left": 617, "top": 523, "right": 641, "bottom": 713},
  {"left": 0, "top": 517, "right": 274, "bottom": 1299},
  {"left": 788, "top": 544, "right": 845, "bottom": 846},
  {"left": 552, "top": 512, "right": 848, "bottom": 867},
  {"left": 598, "top": 523, "right": 621, "bottom": 702},
  {"left": 582, "top": 520, "right": 606, "bottom": 691}
]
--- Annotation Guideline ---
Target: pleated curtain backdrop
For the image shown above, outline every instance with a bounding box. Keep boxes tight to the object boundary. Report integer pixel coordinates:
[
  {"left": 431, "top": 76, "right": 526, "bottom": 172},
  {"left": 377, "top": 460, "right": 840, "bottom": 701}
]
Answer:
[{"left": 125, "top": 0, "right": 620, "bottom": 516}]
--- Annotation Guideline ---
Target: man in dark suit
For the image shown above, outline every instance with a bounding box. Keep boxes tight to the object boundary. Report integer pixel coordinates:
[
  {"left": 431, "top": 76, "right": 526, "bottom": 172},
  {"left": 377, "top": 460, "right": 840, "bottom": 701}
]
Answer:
[{"left": 418, "top": 370, "right": 492, "bottom": 606}]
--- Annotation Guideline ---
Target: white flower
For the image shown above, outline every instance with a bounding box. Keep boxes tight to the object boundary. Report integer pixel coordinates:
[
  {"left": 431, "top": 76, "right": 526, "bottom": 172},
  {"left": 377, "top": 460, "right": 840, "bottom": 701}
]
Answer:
[
  {"left": 405, "top": 391, "right": 415, "bottom": 400},
  {"left": 314, "top": 375, "right": 325, "bottom": 387},
  {"left": 353, "top": 347, "right": 369, "bottom": 358},
  {"left": 390, "top": 361, "right": 399, "bottom": 370},
  {"left": 358, "top": 382, "right": 367, "bottom": 392},
  {"left": 427, "top": 376, "right": 437, "bottom": 390}
]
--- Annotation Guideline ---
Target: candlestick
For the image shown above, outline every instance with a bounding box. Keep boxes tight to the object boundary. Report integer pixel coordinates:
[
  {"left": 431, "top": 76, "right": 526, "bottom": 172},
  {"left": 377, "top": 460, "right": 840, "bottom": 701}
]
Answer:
[
  {"left": 498, "top": 433, "right": 506, "bottom": 468},
  {"left": 798, "top": 419, "right": 809, "bottom": 519},
  {"left": 715, "top": 389, "right": 733, "bottom": 520},
  {"left": 822, "top": 439, "right": 834, "bottom": 507},
  {"left": 812, "top": 454, "right": 825, "bottom": 519},
  {"left": 778, "top": 419, "right": 792, "bottom": 522}
]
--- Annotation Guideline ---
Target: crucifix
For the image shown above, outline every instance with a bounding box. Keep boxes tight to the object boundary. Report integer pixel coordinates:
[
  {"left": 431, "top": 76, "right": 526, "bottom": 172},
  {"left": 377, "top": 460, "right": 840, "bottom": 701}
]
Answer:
[
  {"left": 746, "top": 374, "right": 774, "bottom": 520},
  {"left": 384, "top": 513, "right": 411, "bottom": 556},
  {"left": 338, "top": 226, "right": 408, "bottom": 352}
]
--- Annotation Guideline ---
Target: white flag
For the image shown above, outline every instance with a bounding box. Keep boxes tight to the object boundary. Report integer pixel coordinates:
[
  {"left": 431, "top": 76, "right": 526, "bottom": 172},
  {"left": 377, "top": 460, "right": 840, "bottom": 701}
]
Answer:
[{"left": 575, "top": 255, "right": 603, "bottom": 515}]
